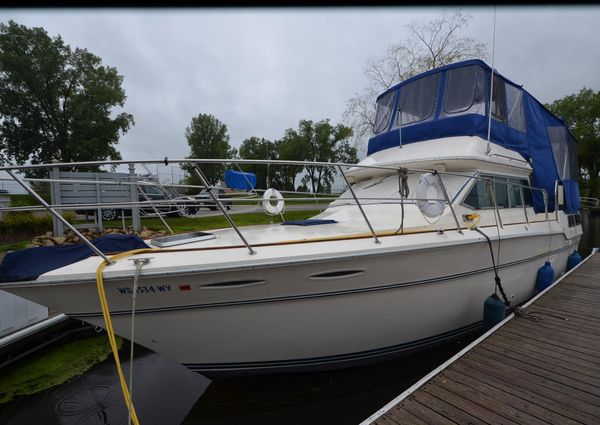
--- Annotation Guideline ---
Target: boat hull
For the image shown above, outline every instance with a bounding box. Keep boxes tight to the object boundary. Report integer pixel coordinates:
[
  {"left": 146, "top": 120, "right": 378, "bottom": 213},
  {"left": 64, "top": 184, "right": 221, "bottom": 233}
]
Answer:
[{"left": 3, "top": 229, "right": 580, "bottom": 376}]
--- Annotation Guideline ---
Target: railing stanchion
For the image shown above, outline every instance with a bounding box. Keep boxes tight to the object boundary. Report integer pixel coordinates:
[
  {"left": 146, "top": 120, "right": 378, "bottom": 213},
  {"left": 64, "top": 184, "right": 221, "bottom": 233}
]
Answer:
[
  {"left": 487, "top": 177, "right": 503, "bottom": 229},
  {"left": 435, "top": 172, "right": 464, "bottom": 234},
  {"left": 338, "top": 165, "right": 380, "bottom": 244},
  {"left": 520, "top": 187, "right": 529, "bottom": 224},
  {"left": 543, "top": 190, "right": 549, "bottom": 222},
  {"left": 190, "top": 164, "right": 256, "bottom": 255},
  {"left": 5, "top": 170, "right": 115, "bottom": 264}
]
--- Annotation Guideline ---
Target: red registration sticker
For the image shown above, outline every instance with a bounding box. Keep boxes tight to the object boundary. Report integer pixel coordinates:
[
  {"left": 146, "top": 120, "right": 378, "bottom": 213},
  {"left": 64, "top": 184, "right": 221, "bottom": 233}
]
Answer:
[{"left": 179, "top": 284, "right": 192, "bottom": 291}]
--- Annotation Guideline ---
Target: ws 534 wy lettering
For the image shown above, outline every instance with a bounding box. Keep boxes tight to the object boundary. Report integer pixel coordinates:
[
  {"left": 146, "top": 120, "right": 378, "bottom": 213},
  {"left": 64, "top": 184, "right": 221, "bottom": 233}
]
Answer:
[{"left": 117, "top": 284, "right": 172, "bottom": 294}]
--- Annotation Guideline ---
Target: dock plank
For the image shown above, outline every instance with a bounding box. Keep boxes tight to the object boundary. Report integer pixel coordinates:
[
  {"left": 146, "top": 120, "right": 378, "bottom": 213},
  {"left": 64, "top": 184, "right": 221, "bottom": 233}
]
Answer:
[{"left": 370, "top": 252, "right": 600, "bottom": 425}]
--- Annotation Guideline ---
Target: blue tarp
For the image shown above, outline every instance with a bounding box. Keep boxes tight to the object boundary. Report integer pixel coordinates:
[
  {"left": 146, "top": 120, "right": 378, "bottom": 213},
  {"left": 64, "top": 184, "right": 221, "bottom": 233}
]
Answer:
[
  {"left": 367, "top": 59, "right": 579, "bottom": 214},
  {"left": 0, "top": 234, "right": 149, "bottom": 283},
  {"left": 224, "top": 170, "right": 256, "bottom": 191},
  {"left": 563, "top": 180, "right": 581, "bottom": 214}
]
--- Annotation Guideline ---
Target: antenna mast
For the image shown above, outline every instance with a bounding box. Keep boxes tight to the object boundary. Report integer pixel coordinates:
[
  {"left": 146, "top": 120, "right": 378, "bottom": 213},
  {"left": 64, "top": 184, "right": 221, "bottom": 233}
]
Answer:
[{"left": 486, "top": 6, "right": 497, "bottom": 154}]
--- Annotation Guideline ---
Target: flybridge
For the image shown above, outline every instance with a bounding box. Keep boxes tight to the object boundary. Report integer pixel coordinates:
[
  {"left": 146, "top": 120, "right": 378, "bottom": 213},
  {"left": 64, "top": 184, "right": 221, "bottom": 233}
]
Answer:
[{"left": 367, "top": 59, "right": 579, "bottom": 214}]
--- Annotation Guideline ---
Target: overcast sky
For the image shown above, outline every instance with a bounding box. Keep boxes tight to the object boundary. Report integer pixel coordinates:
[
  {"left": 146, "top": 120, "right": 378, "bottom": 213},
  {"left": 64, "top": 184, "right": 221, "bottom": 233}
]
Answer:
[{"left": 1, "top": 6, "right": 599, "bottom": 163}]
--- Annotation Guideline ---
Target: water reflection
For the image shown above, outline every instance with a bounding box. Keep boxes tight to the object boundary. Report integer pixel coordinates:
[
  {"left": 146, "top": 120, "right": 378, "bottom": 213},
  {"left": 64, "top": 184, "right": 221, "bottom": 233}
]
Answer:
[
  {"left": 580, "top": 211, "right": 600, "bottom": 256},
  {"left": 182, "top": 338, "right": 473, "bottom": 425},
  {"left": 0, "top": 344, "right": 209, "bottom": 425}
]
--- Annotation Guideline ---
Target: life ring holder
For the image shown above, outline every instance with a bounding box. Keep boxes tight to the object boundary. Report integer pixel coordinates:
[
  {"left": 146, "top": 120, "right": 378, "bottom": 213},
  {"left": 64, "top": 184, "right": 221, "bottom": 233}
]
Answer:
[
  {"left": 262, "top": 188, "right": 285, "bottom": 216},
  {"left": 415, "top": 172, "right": 446, "bottom": 222}
]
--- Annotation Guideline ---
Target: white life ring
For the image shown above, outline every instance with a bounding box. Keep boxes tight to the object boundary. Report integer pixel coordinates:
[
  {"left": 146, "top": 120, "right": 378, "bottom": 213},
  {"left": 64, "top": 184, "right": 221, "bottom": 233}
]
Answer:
[
  {"left": 415, "top": 172, "right": 446, "bottom": 218},
  {"left": 262, "top": 188, "right": 285, "bottom": 215}
]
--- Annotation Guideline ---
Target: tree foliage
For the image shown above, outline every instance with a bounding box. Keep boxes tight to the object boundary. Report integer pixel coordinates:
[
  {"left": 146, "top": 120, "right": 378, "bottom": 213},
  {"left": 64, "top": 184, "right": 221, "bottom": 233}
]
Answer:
[
  {"left": 278, "top": 119, "right": 356, "bottom": 193},
  {"left": 344, "top": 10, "right": 487, "bottom": 149},
  {"left": 185, "top": 113, "right": 235, "bottom": 186},
  {"left": 0, "top": 21, "right": 133, "bottom": 175},
  {"left": 238, "top": 136, "right": 277, "bottom": 189},
  {"left": 546, "top": 88, "right": 600, "bottom": 196}
]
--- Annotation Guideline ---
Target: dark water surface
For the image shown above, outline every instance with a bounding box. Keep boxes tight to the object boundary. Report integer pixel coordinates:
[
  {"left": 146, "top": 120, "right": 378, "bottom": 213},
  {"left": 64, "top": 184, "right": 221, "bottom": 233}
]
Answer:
[{"left": 2, "top": 213, "right": 598, "bottom": 425}]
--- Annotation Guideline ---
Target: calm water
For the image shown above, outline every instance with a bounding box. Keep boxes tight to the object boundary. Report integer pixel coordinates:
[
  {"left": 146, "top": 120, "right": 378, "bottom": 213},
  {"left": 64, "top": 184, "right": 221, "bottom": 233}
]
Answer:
[{"left": 1, "top": 213, "right": 598, "bottom": 425}]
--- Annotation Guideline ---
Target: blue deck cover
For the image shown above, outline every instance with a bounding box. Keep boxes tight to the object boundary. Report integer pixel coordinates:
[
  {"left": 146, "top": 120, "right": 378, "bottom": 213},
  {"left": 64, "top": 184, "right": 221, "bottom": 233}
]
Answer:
[
  {"left": 0, "top": 234, "right": 149, "bottom": 283},
  {"left": 367, "top": 59, "right": 579, "bottom": 214},
  {"left": 224, "top": 170, "right": 256, "bottom": 191}
]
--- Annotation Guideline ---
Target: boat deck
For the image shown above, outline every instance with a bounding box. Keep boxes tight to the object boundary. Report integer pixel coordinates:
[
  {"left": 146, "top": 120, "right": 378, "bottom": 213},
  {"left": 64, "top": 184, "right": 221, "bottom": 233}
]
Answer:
[{"left": 364, "top": 249, "right": 600, "bottom": 425}]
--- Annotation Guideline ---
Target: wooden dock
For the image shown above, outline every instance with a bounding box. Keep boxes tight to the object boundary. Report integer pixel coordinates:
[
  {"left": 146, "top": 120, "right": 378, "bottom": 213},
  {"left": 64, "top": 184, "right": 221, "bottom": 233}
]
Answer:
[{"left": 363, "top": 250, "right": 600, "bottom": 425}]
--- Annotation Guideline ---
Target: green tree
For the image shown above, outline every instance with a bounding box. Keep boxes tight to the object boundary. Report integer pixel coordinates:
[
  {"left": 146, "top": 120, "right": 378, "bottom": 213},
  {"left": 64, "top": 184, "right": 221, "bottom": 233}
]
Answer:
[
  {"left": 185, "top": 113, "right": 235, "bottom": 186},
  {"left": 546, "top": 88, "right": 600, "bottom": 197},
  {"left": 238, "top": 136, "right": 277, "bottom": 189},
  {"left": 278, "top": 119, "right": 356, "bottom": 193},
  {"left": 0, "top": 21, "right": 133, "bottom": 175}
]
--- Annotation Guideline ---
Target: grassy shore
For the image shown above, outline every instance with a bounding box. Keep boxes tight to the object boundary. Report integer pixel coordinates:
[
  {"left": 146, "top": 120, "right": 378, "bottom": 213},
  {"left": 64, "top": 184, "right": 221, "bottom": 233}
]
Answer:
[
  {"left": 0, "top": 335, "right": 122, "bottom": 404},
  {"left": 0, "top": 209, "right": 322, "bottom": 253},
  {"left": 103, "top": 209, "right": 321, "bottom": 233}
]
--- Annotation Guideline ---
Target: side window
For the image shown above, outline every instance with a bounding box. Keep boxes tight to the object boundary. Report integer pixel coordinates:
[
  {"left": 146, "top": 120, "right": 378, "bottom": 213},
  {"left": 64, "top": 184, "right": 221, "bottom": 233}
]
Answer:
[
  {"left": 521, "top": 180, "right": 533, "bottom": 206},
  {"left": 493, "top": 177, "right": 509, "bottom": 208},
  {"left": 508, "top": 178, "right": 523, "bottom": 207},
  {"left": 464, "top": 179, "right": 493, "bottom": 209},
  {"left": 464, "top": 175, "right": 524, "bottom": 210}
]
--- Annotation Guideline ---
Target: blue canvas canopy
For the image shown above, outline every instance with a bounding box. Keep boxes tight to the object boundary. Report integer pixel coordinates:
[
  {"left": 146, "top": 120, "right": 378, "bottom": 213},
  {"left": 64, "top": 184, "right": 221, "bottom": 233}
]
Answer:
[
  {"left": 224, "top": 170, "right": 256, "bottom": 191},
  {"left": 367, "top": 59, "right": 579, "bottom": 214}
]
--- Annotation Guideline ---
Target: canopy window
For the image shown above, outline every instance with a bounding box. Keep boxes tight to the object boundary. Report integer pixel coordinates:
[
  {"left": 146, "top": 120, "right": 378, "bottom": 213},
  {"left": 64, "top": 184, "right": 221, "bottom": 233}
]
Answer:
[
  {"left": 441, "top": 65, "right": 486, "bottom": 117},
  {"left": 548, "top": 126, "right": 578, "bottom": 181},
  {"left": 373, "top": 91, "right": 396, "bottom": 134},
  {"left": 505, "top": 83, "right": 526, "bottom": 133},
  {"left": 491, "top": 74, "right": 506, "bottom": 122},
  {"left": 567, "top": 132, "right": 578, "bottom": 181},
  {"left": 392, "top": 73, "right": 439, "bottom": 128}
]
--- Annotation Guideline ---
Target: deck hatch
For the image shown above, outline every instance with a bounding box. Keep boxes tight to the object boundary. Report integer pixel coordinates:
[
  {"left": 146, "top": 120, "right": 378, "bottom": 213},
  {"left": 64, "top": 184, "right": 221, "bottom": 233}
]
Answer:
[{"left": 151, "top": 231, "right": 216, "bottom": 247}]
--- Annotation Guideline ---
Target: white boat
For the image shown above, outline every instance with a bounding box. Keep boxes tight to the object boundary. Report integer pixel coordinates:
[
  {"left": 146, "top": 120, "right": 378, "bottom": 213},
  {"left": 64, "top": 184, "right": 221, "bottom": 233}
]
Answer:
[{"left": 0, "top": 60, "right": 583, "bottom": 376}]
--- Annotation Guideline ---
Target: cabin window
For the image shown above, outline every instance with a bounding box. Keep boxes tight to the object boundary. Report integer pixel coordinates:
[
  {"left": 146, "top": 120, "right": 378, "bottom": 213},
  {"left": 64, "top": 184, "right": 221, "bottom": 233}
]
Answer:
[
  {"left": 463, "top": 179, "right": 493, "bottom": 209},
  {"left": 493, "top": 177, "right": 509, "bottom": 208},
  {"left": 508, "top": 178, "right": 532, "bottom": 207},
  {"left": 506, "top": 84, "right": 526, "bottom": 132},
  {"left": 442, "top": 65, "right": 485, "bottom": 116},
  {"left": 393, "top": 73, "right": 438, "bottom": 127},
  {"left": 567, "top": 214, "right": 581, "bottom": 227},
  {"left": 373, "top": 91, "right": 396, "bottom": 134},
  {"left": 464, "top": 175, "right": 532, "bottom": 210},
  {"left": 491, "top": 74, "right": 506, "bottom": 122}
]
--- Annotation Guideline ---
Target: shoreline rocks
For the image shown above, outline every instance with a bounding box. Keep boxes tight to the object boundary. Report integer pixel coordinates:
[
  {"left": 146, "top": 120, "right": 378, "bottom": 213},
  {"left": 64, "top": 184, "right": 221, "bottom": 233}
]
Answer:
[{"left": 30, "top": 227, "right": 167, "bottom": 247}]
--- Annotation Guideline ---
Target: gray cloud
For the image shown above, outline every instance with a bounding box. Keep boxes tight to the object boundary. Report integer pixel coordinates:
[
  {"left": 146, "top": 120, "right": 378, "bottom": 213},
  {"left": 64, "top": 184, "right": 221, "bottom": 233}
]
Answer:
[{"left": 1, "top": 6, "right": 599, "bottom": 163}]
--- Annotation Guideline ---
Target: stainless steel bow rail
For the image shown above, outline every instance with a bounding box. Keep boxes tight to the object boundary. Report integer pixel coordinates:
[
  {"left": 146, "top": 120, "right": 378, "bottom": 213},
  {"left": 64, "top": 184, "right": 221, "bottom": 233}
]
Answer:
[{"left": 0, "top": 158, "right": 551, "bottom": 258}]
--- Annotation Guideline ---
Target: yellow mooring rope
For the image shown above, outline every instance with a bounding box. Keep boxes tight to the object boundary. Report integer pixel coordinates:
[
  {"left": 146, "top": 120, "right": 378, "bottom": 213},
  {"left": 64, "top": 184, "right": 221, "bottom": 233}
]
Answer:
[{"left": 95, "top": 248, "right": 157, "bottom": 425}]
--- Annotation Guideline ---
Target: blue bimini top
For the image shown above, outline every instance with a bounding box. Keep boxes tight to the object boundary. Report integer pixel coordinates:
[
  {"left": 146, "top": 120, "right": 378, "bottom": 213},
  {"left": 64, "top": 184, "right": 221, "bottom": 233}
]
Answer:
[
  {"left": 0, "top": 234, "right": 150, "bottom": 283},
  {"left": 367, "top": 59, "right": 579, "bottom": 214}
]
